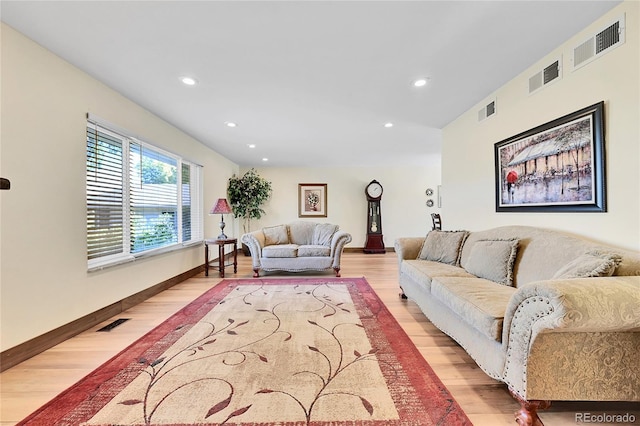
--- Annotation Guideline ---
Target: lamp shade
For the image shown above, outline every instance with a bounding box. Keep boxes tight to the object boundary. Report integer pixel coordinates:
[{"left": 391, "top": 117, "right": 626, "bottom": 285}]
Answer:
[{"left": 210, "top": 198, "right": 232, "bottom": 215}]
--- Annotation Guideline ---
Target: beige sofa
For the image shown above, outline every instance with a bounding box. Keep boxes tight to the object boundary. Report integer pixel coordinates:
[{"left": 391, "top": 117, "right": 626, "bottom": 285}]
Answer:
[
  {"left": 242, "top": 221, "right": 352, "bottom": 277},
  {"left": 395, "top": 226, "right": 640, "bottom": 425}
]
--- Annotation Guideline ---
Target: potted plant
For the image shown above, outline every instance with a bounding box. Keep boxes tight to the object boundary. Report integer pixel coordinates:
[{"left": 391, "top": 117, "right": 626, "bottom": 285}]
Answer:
[{"left": 227, "top": 168, "right": 272, "bottom": 254}]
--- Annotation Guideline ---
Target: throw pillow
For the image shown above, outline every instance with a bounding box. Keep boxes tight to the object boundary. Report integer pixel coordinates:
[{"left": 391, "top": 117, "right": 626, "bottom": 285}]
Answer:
[
  {"left": 288, "top": 221, "right": 316, "bottom": 245},
  {"left": 263, "top": 225, "right": 289, "bottom": 246},
  {"left": 417, "top": 230, "right": 469, "bottom": 265},
  {"left": 552, "top": 249, "right": 622, "bottom": 279},
  {"left": 464, "top": 239, "right": 519, "bottom": 286},
  {"left": 313, "top": 223, "right": 339, "bottom": 246}
]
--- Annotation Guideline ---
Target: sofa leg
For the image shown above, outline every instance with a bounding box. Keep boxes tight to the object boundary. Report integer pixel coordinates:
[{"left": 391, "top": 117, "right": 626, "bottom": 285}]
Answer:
[
  {"left": 253, "top": 269, "right": 260, "bottom": 278},
  {"left": 333, "top": 267, "right": 341, "bottom": 277},
  {"left": 509, "top": 389, "right": 550, "bottom": 426},
  {"left": 399, "top": 286, "right": 408, "bottom": 299}
]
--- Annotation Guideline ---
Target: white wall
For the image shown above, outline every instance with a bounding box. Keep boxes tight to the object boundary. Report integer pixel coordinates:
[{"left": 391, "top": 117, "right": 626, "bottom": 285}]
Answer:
[
  {"left": 0, "top": 24, "right": 239, "bottom": 351},
  {"left": 237, "top": 163, "right": 442, "bottom": 248},
  {"left": 442, "top": 1, "right": 640, "bottom": 250}
]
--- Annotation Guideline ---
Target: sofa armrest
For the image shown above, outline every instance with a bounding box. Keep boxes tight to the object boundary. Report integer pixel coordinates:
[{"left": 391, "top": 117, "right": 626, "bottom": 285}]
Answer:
[
  {"left": 394, "top": 237, "right": 424, "bottom": 262},
  {"left": 502, "top": 276, "right": 640, "bottom": 398},
  {"left": 330, "top": 231, "right": 352, "bottom": 268},
  {"left": 505, "top": 276, "right": 640, "bottom": 337},
  {"left": 241, "top": 230, "right": 265, "bottom": 269}
]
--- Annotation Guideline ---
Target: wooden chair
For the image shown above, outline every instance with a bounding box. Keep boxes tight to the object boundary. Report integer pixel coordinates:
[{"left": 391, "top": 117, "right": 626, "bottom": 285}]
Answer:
[{"left": 431, "top": 213, "right": 442, "bottom": 230}]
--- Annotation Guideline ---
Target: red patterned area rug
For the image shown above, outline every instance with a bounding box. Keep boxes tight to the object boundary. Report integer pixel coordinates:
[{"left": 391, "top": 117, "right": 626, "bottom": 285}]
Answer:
[{"left": 19, "top": 278, "right": 471, "bottom": 425}]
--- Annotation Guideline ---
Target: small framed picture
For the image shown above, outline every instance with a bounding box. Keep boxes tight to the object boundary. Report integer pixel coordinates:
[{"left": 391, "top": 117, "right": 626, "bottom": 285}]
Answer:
[{"left": 298, "top": 183, "right": 327, "bottom": 217}]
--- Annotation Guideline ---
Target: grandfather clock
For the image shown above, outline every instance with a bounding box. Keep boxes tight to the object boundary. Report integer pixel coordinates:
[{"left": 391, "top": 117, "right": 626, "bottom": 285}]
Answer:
[{"left": 364, "top": 180, "right": 385, "bottom": 253}]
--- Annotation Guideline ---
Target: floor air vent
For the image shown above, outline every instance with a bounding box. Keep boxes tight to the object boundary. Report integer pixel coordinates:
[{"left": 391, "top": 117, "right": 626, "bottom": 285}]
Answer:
[
  {"left": 478, "top": 99, "right": 496, "bottom": 122},
  {"left": 529, "top": 58, "right": 561, "bottom": 94},
  {"left": 97, "top": 318, "right": 131, "bottom": 332},
  {"left": 573, "top": 14, "right": 625, "bottom": 70}
]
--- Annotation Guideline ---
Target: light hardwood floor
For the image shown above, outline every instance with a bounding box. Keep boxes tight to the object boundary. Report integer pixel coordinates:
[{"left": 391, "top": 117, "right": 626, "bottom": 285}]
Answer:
[{"left": 1, "top": 252, "right": 638, "bottom": 425}]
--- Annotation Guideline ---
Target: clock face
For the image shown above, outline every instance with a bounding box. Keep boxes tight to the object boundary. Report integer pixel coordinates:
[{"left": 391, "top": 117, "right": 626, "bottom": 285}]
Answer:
[{"left": 366, "top": 181, "right": 383, "bottom": 198}]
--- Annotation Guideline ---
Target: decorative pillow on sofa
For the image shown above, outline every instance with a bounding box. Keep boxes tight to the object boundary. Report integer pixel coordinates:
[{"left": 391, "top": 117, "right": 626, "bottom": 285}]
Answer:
[
  {"left": 263, "top": 225, "right": 290, "bottom": 246},
  {"left": 288, "top": 221, "right": 316, "bottom": 245},
  {"left": 552, "top": 249, "right": 622, "bottom": 279},
  {"left": 313, "top": 223, "right": 339, "bottom": 246},
  {"left": 417, "top": 230, "right": 469, "bottom": 266},
  {"left": 464, "top": 239, "right": 519, "bottom": 286}
]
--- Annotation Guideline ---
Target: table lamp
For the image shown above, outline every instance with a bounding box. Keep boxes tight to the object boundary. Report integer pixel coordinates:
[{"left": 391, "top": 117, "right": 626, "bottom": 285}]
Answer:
[{"left": 210, "top": 198, "right": 232, "bottom": 239}]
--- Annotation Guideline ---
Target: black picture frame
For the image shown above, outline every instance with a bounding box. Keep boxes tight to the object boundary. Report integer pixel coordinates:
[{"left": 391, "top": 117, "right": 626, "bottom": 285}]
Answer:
[{"left": 495, "top": 101, "right": 606, "bottom": 212}]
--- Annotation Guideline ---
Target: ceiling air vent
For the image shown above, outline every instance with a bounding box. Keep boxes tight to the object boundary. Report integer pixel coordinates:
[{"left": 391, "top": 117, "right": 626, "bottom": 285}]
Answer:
[
  {"left": 529, "top": 58, "right": 561, "bottom": 94},
  {"left": 573, "top": 14, "right": 625, "bottom": 70},
  {"left": 478, "top": 99, "right": 496, "bottom": 122}
]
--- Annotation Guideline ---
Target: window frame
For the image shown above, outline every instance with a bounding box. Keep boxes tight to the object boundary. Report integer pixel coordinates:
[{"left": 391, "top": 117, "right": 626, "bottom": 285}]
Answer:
[{"left": 86, "top": 118, "right": 203, "bottom": 271}]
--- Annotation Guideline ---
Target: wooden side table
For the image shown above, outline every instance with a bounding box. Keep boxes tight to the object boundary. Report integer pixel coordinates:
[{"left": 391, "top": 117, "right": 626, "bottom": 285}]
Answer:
[{"left": 204, "top": 238, "right": 238, "bottom": 278}]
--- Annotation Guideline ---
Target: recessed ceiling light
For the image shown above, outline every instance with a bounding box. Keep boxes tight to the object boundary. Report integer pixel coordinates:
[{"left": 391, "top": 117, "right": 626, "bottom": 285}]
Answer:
[
  {"left": 413, "top": 78, "right": 428, "bottom": 87},
  {"left": 262, "top": 158, "right": 269, "bottom": 162},
  {"left": 247, "top": 144, "right": 256, "bottom": 148},
  {"left": 225, "top": 122, "right": 237, "bottom": 128},
  {"left": 384, "top": 122, "right": 394, "bottom": 128},
  {"left": 180, "top": 76, "right": 197, "bottom": 86}
]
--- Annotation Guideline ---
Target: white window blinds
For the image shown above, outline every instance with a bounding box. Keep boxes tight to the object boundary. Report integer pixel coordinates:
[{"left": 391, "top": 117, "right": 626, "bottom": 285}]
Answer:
[
  {"left": 129, "top": 141, "right": 179, "bottom": 253},
  {"left": 87, "top": 125, "right": 126, "bottom": 262},
  {"left": 86, "top": 119, "right": 203, "bottom": 270}
]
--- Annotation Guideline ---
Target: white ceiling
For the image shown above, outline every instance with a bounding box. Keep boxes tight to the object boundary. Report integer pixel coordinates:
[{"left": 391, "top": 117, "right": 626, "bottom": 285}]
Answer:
[{"left": 1, "top": 1, "right": 621, "bottom": 167}]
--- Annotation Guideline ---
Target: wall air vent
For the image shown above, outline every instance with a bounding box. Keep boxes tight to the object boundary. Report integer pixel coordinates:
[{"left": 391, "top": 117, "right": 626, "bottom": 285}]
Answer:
[
  {"left": 478, "top": 99, "right": 496, "bottom": 122},
  {"left": 573, "top": 14, "right": 625, "bottom": 70},
  {"left": 529, "top": 58, "right": 561, "bottom": 94}
]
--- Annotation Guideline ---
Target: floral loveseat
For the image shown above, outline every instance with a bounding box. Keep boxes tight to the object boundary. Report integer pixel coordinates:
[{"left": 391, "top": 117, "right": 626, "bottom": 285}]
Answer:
[
  {"left": 395, "top": 226, "right": 640, "bottom": 425},
  {"left": 241, "top": 221, "right": 352, "bottom": 277}
]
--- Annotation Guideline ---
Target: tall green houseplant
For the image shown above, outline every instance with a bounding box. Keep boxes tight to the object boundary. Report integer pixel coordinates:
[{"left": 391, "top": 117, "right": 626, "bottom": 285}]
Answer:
[{"left": 227, "top": 168, "right": 272, "bottom": 235}]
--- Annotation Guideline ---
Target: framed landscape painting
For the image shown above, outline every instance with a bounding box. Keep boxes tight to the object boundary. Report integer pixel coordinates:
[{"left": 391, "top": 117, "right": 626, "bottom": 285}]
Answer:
[
  {"left": 298, "top": 183, "right": 327, "bottom": 217},
  {"left": 494, "top": 101, "right": 606, "bottom": 212}
]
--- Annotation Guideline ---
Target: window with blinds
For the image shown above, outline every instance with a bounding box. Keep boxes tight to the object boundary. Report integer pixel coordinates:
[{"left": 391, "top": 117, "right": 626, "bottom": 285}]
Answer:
[
  {"left": 86, "top": 120, "right": 203, "bottom": 270},
  {"left": 87, "top": 126, "right": 125, "bottom": 262}
]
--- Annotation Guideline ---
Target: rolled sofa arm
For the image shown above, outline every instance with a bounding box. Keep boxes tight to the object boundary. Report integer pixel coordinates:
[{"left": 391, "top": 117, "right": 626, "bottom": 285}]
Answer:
[
  {"left": 330, "top": 231, "right": 352, "bottom": 268},
  {"left": 394, "top": 237, "right": 424, "bottom": 263},
  {"left": 504, "top": 276, "right": 640, "bottom": 337},
  {"left": 502, "top": 276, "right": 640, "bottom": 399},
  {"left": 241, "top": 230, "right": 265, "bottom": 269}
]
